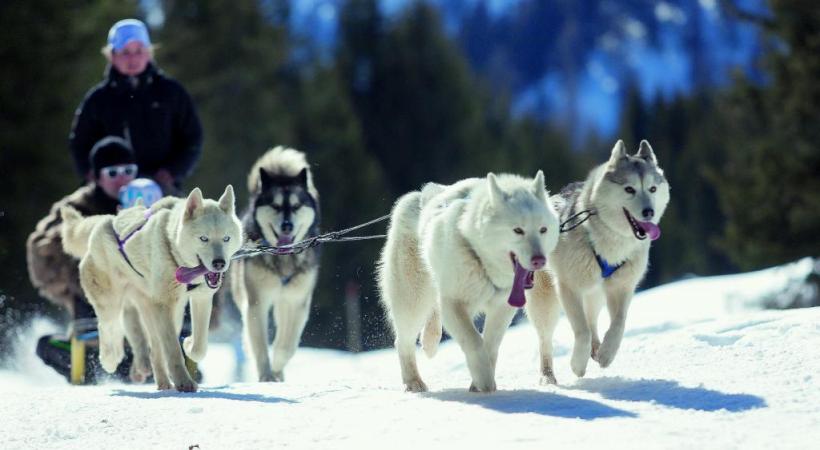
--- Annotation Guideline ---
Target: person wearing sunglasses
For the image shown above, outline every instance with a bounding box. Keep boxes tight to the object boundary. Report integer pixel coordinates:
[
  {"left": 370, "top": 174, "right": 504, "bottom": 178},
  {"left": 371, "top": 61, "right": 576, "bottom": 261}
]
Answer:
[
  {"left": 26, "top": 136, "right": 139, "bottom": 383},
  {"left": 69, "top": 19, "right": 203, "bottom": 196}
]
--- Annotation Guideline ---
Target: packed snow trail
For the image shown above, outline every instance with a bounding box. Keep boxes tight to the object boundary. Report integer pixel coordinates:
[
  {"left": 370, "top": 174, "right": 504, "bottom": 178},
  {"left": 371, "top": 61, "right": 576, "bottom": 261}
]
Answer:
[{"left": 1, "top": 259, "right": 818, "bottom": 449}]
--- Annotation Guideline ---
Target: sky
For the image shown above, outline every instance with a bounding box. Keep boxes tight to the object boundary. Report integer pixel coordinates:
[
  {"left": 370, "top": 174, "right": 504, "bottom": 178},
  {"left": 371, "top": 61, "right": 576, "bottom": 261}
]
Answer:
[{"left": 1, "top": 258, "right": 818, "bottom": 449}]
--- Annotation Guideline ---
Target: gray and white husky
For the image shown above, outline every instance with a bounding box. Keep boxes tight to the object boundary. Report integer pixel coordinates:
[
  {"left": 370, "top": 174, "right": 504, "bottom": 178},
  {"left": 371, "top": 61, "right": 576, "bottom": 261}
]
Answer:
[
  {"left": 230, "top": 147, "right": 320, "bottom": 382},
  {"left": 379, "top": 172, "right": 560, "bottom": 392},
  {"left": 525, "top": 140, "right": 670, "bottom": 383}
]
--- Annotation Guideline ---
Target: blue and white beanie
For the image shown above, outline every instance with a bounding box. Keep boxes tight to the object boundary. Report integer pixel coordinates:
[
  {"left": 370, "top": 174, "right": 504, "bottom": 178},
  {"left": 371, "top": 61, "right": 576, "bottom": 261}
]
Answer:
[
  {"left": 119, "top": 178, "right": 163, "bottom": 208},
  {"left": 108, "top": 19, "right": 151, "bottom": 51}
]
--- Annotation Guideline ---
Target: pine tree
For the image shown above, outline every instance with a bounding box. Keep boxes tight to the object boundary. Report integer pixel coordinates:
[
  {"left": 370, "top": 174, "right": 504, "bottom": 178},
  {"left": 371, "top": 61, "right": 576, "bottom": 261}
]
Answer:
[
  {"left": 339, "top": 2, "right": 494, "bottom": 194},
  {"left": 716, "top": 0, "right": 820, "bottom": 269},
  {"left": 289, "top": 64, "right": 391, "bottom": 349},
  {"left": 615, "top": 87, "right": 737, "bottom": 285},
  {"left": 157, "top": 0, "right": 295, "bottom": 206}
]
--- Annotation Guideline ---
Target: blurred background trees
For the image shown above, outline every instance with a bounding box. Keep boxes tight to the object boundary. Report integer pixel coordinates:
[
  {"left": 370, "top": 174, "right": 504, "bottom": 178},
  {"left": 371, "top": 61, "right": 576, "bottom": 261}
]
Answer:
[
  {"left": 716, "top": 0, "right": 820, "bottom": 270},
  {"left": 1, "top": 0, "right": 818, "bottom": 357}
]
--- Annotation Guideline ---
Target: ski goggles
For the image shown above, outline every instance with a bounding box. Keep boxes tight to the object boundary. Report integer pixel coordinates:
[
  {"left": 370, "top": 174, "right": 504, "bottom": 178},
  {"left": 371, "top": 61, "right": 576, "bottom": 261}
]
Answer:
[{"left": 100, "top": 164, "right": 138, "bottom": 180}]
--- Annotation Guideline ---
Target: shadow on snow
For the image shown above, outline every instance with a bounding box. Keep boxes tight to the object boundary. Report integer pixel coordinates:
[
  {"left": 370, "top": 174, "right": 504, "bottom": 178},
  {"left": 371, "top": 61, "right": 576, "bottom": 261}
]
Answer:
[
  {"left": 424, "top": 389, "right": 637, "bottom": 420},
  {"left": 111, "top": 385, "right": 296, "bottom": 404},
  {"left": 569, "top": 377, "right": 766, "bottom": 412}
]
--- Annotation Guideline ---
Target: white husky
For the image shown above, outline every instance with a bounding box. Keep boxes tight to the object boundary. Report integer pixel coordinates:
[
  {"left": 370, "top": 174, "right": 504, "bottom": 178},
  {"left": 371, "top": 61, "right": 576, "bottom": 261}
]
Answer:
[
  {"left": 525, "top": 140, "right": 670, "bottom": 383},
  {"left": 378, "top": 172, "right": 560, "bottom": 392},
  {"left": 61, "top": 187, "right": 243, "bottom": 392}
]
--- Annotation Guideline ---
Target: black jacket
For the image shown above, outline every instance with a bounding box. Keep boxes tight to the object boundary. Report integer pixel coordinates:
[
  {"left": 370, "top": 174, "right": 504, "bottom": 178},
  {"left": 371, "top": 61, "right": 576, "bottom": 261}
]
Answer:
[{"left": 69, "top": 63, "right": 203, "bottom": 181}]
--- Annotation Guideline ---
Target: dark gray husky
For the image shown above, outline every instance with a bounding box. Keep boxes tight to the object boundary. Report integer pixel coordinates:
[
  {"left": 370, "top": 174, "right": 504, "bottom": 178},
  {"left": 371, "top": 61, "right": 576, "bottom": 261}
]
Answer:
[{"left": 230, "top": 146, "right": 320, "bottom": 382}]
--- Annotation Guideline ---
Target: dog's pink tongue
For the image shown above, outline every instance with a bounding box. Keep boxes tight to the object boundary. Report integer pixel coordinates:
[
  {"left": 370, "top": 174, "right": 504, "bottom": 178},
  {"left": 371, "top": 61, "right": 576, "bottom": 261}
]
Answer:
[
  {"left": 277, "top": 235, "right": 294, "bottom": 246},
  {"left": 639, "top": 221, "right": 661, "bottom": 241},
  {"left": 175, "top": 265, "right": 210, "bottom": 284},
  {"left": 508, "top": 259, "right": 530, "bottom": 308}
]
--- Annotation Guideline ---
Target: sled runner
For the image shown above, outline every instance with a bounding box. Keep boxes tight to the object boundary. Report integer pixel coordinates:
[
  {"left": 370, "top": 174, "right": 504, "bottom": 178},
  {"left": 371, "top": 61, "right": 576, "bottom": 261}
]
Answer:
[{"left": 37, "top": 315, "right": 201, "bottom": 385}]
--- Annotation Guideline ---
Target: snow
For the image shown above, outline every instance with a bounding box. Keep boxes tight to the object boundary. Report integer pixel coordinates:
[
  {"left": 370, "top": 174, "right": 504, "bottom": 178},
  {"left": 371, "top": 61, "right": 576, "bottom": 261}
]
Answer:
[{"left": 2, "top": 258, "right": 819, "bottom": 449}]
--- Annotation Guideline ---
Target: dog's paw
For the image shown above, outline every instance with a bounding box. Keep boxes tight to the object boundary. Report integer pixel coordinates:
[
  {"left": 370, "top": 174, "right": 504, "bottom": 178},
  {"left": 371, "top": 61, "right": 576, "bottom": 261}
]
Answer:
[
  {"left": 272, "top": 371, "right": 285, "bottom": 382},
  {"left": 539, "top": 368, "right": 558, "bottom": 386},
  {"left": 130, "top": 355, "right": 152, "bottom": 382},
  {"left": 175, "top": 379, "right": 198, "bottom": 393},
  {"left": 258, "top": 368, "right": 276, "bottom": 382},
  {"left": 182, "top": 336, "right": 206, "bottom": 362},
  {"left": 595, "top": 343, "right": 618, "bottom": 368},
  {"left": 571, "top": 350, "right": 589, "bottom": 378},
  {"left": 590, "top": 339, "right": 601, "bottom": 362},
  {"left": 99, "top": 343, "right": 125, "bottom": 373},
  {"left": 129, "top": 363, "right": 152, "bottom": 384},
  {"left": 129, "top": 372, "right": 147, "bottom": 384},
  {"left": 404, "top": 379, "right": 428, "bottom": 393},
  {"left": 468, "top": 379, "right": 497, "bottom": 393},
  {"left": 156, "top": 380, "right": 173, "bottom": 391}
]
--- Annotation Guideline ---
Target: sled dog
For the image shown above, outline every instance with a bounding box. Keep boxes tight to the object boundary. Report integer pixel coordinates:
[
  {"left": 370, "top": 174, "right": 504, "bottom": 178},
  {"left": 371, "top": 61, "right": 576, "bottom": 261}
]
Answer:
[
  {"left": 61, "top": 186, "right": 242, "bottom": 392},
  {"left": 525, "top": 140, "right": 670, "bottom": 383},
  {"left": 230, "top": 147, "right": 320, "bottom": 382},
  {"left": 378, "top": 171, "right": 560, "bottom": 392}
]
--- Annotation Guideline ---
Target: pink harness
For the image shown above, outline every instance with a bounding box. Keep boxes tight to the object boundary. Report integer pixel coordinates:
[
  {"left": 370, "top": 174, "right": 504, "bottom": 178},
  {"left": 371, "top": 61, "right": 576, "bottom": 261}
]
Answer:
[{"left": 115, "top": 209, "right": 153, "bottom": 278}]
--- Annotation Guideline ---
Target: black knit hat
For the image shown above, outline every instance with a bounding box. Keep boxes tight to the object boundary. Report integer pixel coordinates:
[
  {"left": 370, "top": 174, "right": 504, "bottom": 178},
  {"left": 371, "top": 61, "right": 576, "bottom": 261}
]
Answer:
[{"left": 89, "top": 136, "right": 136, "bottom": 176}]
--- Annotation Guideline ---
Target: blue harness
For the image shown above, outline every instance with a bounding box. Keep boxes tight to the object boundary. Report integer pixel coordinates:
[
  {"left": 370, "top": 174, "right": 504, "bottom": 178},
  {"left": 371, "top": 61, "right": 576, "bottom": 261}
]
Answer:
[{"left": 594, "top": 252, "right": 623, "bottom": 278}]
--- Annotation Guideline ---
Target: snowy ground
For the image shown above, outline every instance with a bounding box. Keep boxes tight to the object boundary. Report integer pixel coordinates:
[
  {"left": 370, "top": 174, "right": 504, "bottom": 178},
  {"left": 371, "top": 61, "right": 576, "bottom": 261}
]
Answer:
[{"left": 1, "top": 258, "right": 819, "bottom": 449}]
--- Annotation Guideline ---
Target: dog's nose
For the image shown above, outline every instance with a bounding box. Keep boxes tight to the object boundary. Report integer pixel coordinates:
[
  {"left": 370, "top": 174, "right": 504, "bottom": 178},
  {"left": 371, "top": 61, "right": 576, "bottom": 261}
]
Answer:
[
  {"left": 642, "top": 208, "right": 654, "bottom": 220},
  {"left": 281, "top": 220, "right": 293, "bottom": 234},
  {"left": 212, "top": 259, "right": 226, "bottom": 271},
  {"left": 531, "top": 255, "right": 546, "bottom": 270}
]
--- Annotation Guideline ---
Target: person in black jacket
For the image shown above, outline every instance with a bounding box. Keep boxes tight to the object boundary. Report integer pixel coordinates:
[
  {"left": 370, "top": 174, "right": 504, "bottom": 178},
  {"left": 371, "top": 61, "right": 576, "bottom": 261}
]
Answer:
[{"left": 70, "top": 18, "right": 202, "bottom": 195}]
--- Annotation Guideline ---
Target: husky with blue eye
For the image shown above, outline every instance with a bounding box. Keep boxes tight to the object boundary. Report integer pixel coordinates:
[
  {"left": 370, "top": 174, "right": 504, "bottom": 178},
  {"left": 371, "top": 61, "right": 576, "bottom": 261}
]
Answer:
[
  {"left": 525, "top": 140, "right": 670, "bottom": 384},
  {"left": 230, "top": 146, "right": 320, "bottom": 382},
  {"left": 61, "top": 185, "right": 243, "bottom": 392}
]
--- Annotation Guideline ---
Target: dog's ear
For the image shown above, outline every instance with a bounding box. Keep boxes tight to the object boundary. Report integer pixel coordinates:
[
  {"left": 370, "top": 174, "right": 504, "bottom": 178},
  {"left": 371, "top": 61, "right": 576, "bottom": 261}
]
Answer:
[
  {"left": 636, "top": 140, "right": 658, "bottom": 165},
  {"left": 296, "top": 168, "right": 308, "bottom": 188},
  {"left": 609, "top": 139, "right": 627, "bottom": 163},
  {"left": 532, "top": 170, "right": 547, "bottom": 202},
  {"left": 218, "top": 185, "right": 235, "bottom": 215},
  {"left": 487, "top": 173, "right": 504, "bottom": 206},
  {"left": 184, "top": 188, "right": 204, "bottom": 222},
  {"left": 258, "top": 168, "right": 272, "bottom": 191}
]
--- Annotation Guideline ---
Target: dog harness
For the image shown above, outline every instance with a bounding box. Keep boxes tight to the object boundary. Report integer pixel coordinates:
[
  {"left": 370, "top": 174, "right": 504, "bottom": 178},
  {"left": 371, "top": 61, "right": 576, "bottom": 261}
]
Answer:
[
  {"left": 115, "top": 209, "right": 154, "bottom": 278},
  {"left": 594, "top": 251, "right": 622, "bottom": 278},
  {"left": 112, "top": 208, "right": 218, "bottom": 290},
  {"left": 255, "top": 237, "right": 297, "bottom": 286},
  {"left": 563, "top": 203, "right": 622, "bottom": 279}
]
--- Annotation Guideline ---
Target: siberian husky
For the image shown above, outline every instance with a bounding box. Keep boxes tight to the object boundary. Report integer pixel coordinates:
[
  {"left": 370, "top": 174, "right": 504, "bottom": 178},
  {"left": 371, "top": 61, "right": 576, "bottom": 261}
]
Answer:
[
  {"left": 230, "top": 147, "right": 320, "bottom": 382},
  {"left": 378, "top": 172, "right": 560, "bottom": 392},
  {"left": 525, "top": 140, "right": 670, "bottom": 383},
  {"left": 61, "top": 186, "right": 242, "bottom": 392}
]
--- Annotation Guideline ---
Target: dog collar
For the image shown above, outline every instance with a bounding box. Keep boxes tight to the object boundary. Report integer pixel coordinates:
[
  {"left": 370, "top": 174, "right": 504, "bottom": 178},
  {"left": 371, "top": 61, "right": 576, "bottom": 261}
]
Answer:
[{"left": 580, "top": 213, "right": 623, "bottom": 279}]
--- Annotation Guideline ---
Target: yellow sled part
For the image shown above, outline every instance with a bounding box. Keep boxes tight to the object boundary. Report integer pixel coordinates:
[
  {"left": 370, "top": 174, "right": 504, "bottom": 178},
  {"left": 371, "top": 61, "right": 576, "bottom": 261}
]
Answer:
[
  {"left": 185, "top": 356, "right": 198, "bottom": 380},
  {"left": 70, "top": 335, "right": 86, "bottom": 385}
]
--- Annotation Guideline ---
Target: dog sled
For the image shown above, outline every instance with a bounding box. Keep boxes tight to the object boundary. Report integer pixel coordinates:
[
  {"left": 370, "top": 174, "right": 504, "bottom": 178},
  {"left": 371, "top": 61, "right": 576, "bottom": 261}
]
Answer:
[{"left": 37, "top": 316, "right": 201, "bottom": 385}]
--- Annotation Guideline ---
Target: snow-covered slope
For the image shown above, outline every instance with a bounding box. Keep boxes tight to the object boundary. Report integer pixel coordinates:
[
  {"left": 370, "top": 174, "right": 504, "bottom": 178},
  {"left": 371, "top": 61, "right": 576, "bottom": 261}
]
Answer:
[{"left": 1, "top": 259, "right": 818, "bottom": 449}]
